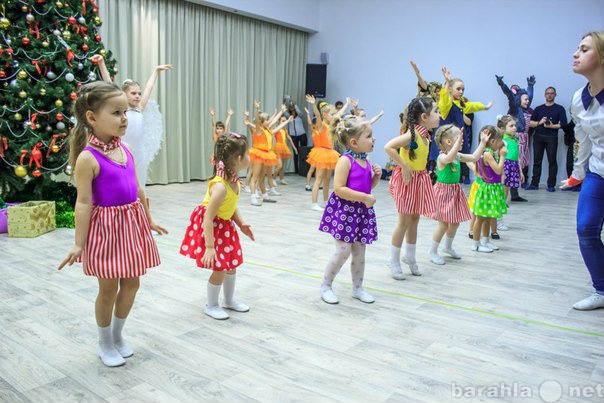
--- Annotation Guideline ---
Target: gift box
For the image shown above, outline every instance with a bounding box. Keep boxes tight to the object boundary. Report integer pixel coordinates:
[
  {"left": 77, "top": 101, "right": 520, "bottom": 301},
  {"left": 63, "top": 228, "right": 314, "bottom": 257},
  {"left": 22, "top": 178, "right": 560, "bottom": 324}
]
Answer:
[
  {"left": 8, "top": 201, "right": 56, "bottom": 238},
  {"left": 0, "top": 202, "right": 22, "bottom": 234}
]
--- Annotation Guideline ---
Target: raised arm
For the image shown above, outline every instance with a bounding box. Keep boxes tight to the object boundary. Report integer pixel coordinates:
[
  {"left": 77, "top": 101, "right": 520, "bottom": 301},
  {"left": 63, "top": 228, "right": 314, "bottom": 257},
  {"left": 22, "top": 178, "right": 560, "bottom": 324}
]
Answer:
[
  {"left": 438, "top": 131, "right": 464, "bottom": 167},
  {"left": 209, "top": 107, "right": 217, "bottom": 134},
  {"left": 368, "top": 110, "right": 384, "bottom": 125},
  {"left": 224, "top": 108, "right": 233, "bottom": 132},
  {"left": 526, "top": 75, "right": 536, "bottom": 106},
  {"left": 495, "top": 75, "right": 516, "bottom": 114},
  {"left": 410, "top": 60, "right": 428, "bottom": 91},
  {"left": 140, "top": 64, "right": 173, "bottom": 111},
  {"left": 306, "top": 94, "right": 323, "bottom": 128},
  {"left": 272, "top": 116, "right": 293, "bottom": 133},
  {"left": 89, "top": 54, "right": 112, "bottom": 83},
  {"left": 333, "top": 97, "right": 351, "bottom": 120},
  {"left": 303, "top": 106, "right": 314, "bottom": 131},
  {"left": 243, "top": 110, "right": 256, "bottom": 132},
  {"left": 460, "top": 129, "right": 490, "bottom": 163},
  {"left": 269, "top": 104, "right": 287, "bottom": 128}
]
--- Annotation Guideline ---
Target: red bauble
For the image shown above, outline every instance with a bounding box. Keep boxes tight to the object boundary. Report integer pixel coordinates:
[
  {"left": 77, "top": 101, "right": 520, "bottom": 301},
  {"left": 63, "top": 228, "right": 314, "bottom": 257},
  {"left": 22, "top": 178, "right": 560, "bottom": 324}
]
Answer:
[
  {"left": 56, "top": 113, "right": 64, "bottom": 121},
  {"left": 69, "top": 92, "right": 77, "bottom": 100},
  {"left": 76, "top": 82, "right": 82, "bottom": 87},
  {"left": 22, "top": 37, "right": 30, "bottom": 45},
  {"left": 0, "top": 70, "right": 5, "bottom": 78},
  {"left": 82, "top": 44, "right": 89, "bottom": 51},
  {"left": 94, "top": 34, "right": 101, "bottom": 42},
  {"left": 68, "top": 16, "right": 76, "bottom": 24},
  {"left": 32, "top": 169, "right": 42, "bottom": 177}
]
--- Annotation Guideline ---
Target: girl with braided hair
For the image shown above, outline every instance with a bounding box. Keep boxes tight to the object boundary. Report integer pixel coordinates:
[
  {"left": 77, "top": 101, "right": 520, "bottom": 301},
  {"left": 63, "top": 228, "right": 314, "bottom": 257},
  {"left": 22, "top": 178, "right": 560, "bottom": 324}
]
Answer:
[
  {"left": 180, "top": 133, "right": 255, "bottom": 320},
  {"left": 318, "top": 115, "right": 382, "bottom": 304},
  {"left": 59, "top": 81, "right": 167, "bottom": 367},
  {"left": 384, "top": 97, "right": 440, "bottom": 280}
]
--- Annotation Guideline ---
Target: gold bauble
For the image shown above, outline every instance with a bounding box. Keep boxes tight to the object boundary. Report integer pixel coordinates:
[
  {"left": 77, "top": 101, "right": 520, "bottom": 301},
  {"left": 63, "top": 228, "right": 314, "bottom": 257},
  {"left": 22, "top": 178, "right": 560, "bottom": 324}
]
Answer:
[
  {"left": 56, "top": 1, "right": 63, "bottom": 8},
  {"left": 22, "top": 5, "right": 28, "bottom": 12},
  {"left": 99, "top": 49, "right": 106, "bottom": 57},
  {"left": 93, "top": 16, "right": 101, "bottom": 25},
  {"left": 62, "top": 30, "right": 71, "bottom": 40},
  {"left": 0, "top": 18, "right": 10, "bottom": 30},
  {"left": 40, "top": 88, "right": 47, "bottom": 96},
  {"left": 18, "top": 90, "right": 27, "bottom": 99},
  {"left": 17, "top": 70, "right": 27, "bottom": 79},
  {"left": 55, "top": 99, "right": 63, "bottom": 107},
  {"left": 14, "top": 165, "right": 27, "bottom": 177},
  {"left": 14, "top": 113, "right": 22, "bottom": 121},
  {"left": 42, "top": 41, "right": 49, "bottom": 48},
  {"left": 52, "top": 145, "right": 60, "bottom": 153}
]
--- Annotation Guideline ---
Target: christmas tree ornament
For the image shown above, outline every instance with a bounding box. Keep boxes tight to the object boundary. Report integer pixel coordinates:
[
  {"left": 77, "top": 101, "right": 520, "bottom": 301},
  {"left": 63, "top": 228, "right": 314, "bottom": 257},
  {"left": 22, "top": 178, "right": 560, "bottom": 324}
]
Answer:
[
  {"left": 39, "top": 88, "right": 46, "bottom": 96},
  {"left": 0, "top": 18, "right": 10, "bottom": 30},
  {"left": 62, "top": 30, "right": 71, "bottom": 40},
  {"left": 88, "top": 71, "right": 96, "bottom": 80},
  {"left": 46, "top": 125, "right": 52, "bottom": 132},
  {"left": 32, "top": 169, "right": 42, "bottom": 177},
  {"left": 46, "top": 71, "right": 56, "bottom": 79},
  {"left": 99, "top": 49, "right": 106, "bottom": 57},
  {"left": 14, "top": 113, "right": 22, "bottom": 121},
  {"left": 18, "top": 90, "right": 27, "bottom": 98},
  {"left": 77, "top": 62, "right": 84, "bottom": 70},
  {"left": 17, "top": 70, "right": 27, "bottom": 79},
  {"left": 68, "top": 17, "right": 76, "bottom": 24},
  {"left": 26, "top": 14, "right": 35, "bottom": 22},
  {"left": 21, "top": 37, "right": 30, "bottom": 45},
  {"left": 82, "top": 43, "right": 88, "bottom": 51},
  {"left": 56, "top": 1, "right": 64, "bottom": 9},
  {"left": 55, "top": 99, "right": 63, "bottom": 107},
  {"left": 53, "top": 29, "right": 61, "bottom": 36},
  {"left": 0, "top": 70, "right": 5, "bottom": 78},
  {"left": 69, "top": 91, "right": 77, "bottom": 100},
  {"left": 14, "top": 165, "right": 27, "bottom": 177},
  {"left": 56, "top": 113, "right": 64, "bottom": 121},
  {"left": 94, "top": 34, "right": 101, "bottom": 42},
  {"left": 56, "top": 122, "right": 65, "bottom": 130},
  {"left": 78, "top": 16, "right": 85, "bottom": 24},
  {"left": 21, "top": 5, "right": 28, "bottom": 12},
  {"left": 42, "top": 40, "right": 49, "bottom": 47},
  {"left": 10, "top": 79, "right": 18, "bottom": 87},
  {"left": 52, "top": 144, "right": 60, "bottom": 153},
  {"left": 65, "top": 73, "right": 74, "bottom": 82},
  {"left": 93, "top": 16, "right": 101, "bottom": 26}
]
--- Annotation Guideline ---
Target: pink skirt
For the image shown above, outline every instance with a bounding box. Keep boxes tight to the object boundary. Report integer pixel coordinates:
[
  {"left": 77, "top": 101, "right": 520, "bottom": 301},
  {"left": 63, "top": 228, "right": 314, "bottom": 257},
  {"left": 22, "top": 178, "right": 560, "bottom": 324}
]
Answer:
[
  {"left": 79, "top": 200, "right": 160, "bottom": 278},
  {"left": 517, "top": 132, "right": 530, "bottom": 169},
  {"left": 431, "top": 182, "right": 472, "bottom": 223},
  {"left": 180, "top": 205, "right": 243, "bottom": 271},
  {"left": 389, "top": 167, "right": 435, "bottom": 216}
]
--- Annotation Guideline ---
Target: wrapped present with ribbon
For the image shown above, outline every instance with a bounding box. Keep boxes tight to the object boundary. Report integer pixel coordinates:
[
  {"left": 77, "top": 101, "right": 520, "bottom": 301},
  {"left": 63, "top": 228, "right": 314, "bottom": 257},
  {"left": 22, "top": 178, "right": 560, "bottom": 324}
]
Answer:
[{"left": 7, "top": 201, "right": 56, "bottom": 238}]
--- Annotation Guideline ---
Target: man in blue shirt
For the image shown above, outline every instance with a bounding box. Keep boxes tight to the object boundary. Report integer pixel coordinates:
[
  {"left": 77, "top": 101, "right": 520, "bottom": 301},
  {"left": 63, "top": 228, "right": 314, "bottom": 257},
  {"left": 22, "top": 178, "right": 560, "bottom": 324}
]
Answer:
[{"left": 527, "top": 87, "right": 568, "bottom": 192}]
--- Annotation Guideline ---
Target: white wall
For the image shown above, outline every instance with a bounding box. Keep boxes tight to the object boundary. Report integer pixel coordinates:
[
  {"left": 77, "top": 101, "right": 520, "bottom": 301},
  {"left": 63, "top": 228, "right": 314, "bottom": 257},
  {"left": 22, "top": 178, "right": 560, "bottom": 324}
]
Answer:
[
  {"left": 187, "top": 0, "right": 319, "bottom": 32},
  {"left": 308, "top": 0, "right": 604, "bottom": 184}
]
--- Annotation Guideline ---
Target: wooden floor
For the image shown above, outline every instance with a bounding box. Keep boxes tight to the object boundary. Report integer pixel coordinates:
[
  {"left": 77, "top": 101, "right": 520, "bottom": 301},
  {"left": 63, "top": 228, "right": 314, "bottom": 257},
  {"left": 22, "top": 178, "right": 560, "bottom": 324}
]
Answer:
[{"left": 1, "top": 175, "right": 603, "bottom": 403}]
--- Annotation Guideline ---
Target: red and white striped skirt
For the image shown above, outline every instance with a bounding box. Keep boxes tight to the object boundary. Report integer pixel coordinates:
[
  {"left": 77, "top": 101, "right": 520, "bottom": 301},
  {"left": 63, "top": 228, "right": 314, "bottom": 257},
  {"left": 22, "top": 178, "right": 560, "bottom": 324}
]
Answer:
[
  {"left": 78, "top": 200, "right": 160, "bottom": 278},
  {"left": 389, "top": 167, "right": 435, "bottom": 216},
  {"left": 431, "top": 182, "right": 472, "bottom": 223}
]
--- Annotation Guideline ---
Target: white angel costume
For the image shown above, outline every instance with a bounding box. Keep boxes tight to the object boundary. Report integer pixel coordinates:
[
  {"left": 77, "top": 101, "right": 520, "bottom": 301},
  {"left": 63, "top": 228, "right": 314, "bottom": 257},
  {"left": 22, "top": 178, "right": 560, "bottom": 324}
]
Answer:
[{"left": 123, "top": 100, "right": 164, "bottom": 188}]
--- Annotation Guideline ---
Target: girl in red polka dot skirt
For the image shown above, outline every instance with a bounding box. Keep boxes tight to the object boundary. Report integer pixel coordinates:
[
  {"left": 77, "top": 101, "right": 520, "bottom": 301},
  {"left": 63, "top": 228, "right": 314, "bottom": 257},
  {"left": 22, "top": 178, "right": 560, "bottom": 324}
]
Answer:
[{"left": 180, "top": 133, "right": 255, "bottom": 320}]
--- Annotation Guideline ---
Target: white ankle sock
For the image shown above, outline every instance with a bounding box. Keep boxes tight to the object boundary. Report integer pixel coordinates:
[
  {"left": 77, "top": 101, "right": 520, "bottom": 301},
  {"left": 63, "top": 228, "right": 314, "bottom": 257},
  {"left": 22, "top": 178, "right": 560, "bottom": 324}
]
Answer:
[
  {"left": 480, "top": 236, "right": 489, "bottom": 245},
  {"left": 207, "top": 282, "right": 221, "bottom": 307},
  {"left": 404, "top": 243, "right": 417, "bottom": 262},
  {"left": 222, "top": 274, "right": 236, "bottom": 305},
  {"left": 389, "top": 245, "right": 401, "bottom": 265},
  {"left": 444, "top": 236, "right": 454, "bottom": 250},
  {"left": 98, "top": 325, "right": 125, "bottom": 367},
  {"left": 111, "top": 315, "right": 133, "bottom": 358},
  {"left": 428, "top": 240, "right": 440, "bottom": 255}
]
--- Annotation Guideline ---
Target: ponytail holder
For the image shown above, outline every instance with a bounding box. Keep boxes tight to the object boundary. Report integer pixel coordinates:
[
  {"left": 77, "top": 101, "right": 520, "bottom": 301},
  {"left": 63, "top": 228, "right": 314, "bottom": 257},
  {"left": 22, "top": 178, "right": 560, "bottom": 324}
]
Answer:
[
  {"left": 215, "top": 160, "right": 227, "bottom": 179},
  {"left": 229, "top": 131, "right": 242, "bottom": 138},
  {"left": 409, "top": 141, "right": 418, "bottom": 150},
  {"left": 496, "top": 114, "right": 503, "bottom": 121}
]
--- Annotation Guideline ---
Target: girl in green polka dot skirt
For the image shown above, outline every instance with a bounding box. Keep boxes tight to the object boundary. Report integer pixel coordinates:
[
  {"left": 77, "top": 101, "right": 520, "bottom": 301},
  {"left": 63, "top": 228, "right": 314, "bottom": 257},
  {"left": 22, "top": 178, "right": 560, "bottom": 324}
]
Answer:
[{"left": 471, "top": 126, "right": 508, "bottom": 252}]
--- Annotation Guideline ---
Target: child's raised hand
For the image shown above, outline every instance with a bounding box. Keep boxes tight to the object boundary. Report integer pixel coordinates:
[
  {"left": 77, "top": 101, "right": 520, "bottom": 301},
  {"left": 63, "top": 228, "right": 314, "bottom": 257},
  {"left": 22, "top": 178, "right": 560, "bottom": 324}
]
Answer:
[
  {"left": 239, "top": 223, "right": 255, "bottom": 241},
  {"left": 363, "top": 194, "right": 376, "bottom": 208},
  {"left": 243, "top": 110, "right": 250, "bottom": 117},
  {"left": 201, "top": 247, "right": 216, "bottom": 269},
  {"left": 410, "top": 60, "right": 420, "bottom": 75},
  {"left": 150, "top": 220, "right": 168, "bottom": 235},
  {"left": 441, "top": 67, "right": 451, "bottom": 82},
  {"left": 156, "top": 64, "right": 173, "bottom": 72},
  {"left": 485, "top": 101, "right": 494, "bottom": 110},
  {"left": 305, "top": 94, "right": 316, "bottom": 104},
  {"left": 479, "top": 129, "right": 491, "bottom": 144},
  {"left": 58, "top": 245, "right": 83, "bottom": 270},
  {"left": 89, "top": 54, "right": 104, "bottom": 64},
  {"left": 371, "top": 163, "right": 382, "bottom": 177},
  {"left": 304, "top": 106, "right": 310, "bottom": 114},
  {"left": 209, "top": 108, "right": 216, "bottom": 116},
  {"left": 254, "top": 100, "right": 261, "bottom": 109},
  {"left": 227, "top": 109, "right": 234, "bottom": 116}
]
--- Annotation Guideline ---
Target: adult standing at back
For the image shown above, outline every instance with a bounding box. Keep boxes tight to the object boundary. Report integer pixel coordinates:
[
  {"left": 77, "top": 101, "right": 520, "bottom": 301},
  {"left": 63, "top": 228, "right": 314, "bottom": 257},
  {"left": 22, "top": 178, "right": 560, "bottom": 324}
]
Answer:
[
  {"left": 284, "top": 101, "right": 307, "bottom": 175},
  {"left": 527, "top": 87, "right": 568, "bottom": 192}
]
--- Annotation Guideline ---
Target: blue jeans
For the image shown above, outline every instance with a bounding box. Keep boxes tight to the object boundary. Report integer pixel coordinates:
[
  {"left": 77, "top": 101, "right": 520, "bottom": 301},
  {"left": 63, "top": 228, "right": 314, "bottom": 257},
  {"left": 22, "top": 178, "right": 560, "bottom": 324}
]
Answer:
[{"left": 576, "top": 172, "right": 604, "bottom": 293}]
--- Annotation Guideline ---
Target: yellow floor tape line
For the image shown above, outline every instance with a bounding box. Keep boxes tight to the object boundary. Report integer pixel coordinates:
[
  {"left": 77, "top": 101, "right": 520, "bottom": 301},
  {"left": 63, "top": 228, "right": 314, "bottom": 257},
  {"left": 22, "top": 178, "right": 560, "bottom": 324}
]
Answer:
[{"left": 158, "top": 240, "right": 604, "bottom": 338}]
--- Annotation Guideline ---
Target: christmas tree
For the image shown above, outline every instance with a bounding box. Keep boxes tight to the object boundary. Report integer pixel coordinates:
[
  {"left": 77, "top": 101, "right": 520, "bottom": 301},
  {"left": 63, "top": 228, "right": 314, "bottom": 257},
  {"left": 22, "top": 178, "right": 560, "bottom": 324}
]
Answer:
[{"left": 0, "top": 0, "right": 117, "bottom": 204}]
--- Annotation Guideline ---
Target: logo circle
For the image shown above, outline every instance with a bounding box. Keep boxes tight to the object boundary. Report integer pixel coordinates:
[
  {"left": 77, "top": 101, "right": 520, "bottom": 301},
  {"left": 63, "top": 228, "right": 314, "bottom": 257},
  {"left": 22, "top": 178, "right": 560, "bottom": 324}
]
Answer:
[{"left": 539, "top": 380, "right": 562, "bottom": 403}]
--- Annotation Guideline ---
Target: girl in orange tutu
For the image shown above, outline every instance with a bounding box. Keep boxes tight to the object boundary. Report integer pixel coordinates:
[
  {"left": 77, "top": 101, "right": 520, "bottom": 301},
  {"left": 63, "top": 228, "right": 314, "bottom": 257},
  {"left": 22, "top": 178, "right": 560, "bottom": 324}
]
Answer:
[
  {"left": 247, "top": 101, "right": 291, "bottom": 206},
  {"left": 306, "top": 95, "right": 350, "bottom": 211},
  {"left": 304, "top": 106, "right": 318, "bottom": 191},
  {"left": 273, "top": 115, "right": 298, "bottom": 185}
]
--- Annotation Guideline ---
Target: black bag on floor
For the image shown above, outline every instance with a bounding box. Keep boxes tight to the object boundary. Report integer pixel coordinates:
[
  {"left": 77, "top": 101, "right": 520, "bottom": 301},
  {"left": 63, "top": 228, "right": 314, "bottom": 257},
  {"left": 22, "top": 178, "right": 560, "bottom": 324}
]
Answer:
[{"left": 298, "top": 146, "right": 312, "bottom": 177}]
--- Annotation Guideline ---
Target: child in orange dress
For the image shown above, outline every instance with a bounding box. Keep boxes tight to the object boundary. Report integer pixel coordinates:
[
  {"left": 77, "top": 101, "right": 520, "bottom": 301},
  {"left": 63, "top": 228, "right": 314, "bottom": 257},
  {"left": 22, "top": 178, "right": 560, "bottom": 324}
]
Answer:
[{"left": 273, "top": 115, "right": 298, "bottom": 185}]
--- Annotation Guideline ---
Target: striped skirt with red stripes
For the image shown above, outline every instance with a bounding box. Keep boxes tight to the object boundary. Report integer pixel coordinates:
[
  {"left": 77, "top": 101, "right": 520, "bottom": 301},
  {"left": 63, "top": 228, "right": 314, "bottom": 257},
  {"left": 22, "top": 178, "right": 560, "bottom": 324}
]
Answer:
[
  {"left": 431, "top": 182, "right": 472, "bottom": 223},
  {"left": 389, "top": 167, "right": 435, "bottom": 216},
  {"left": 79, "top": 200, "right": 160, "bottom": 278}
]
